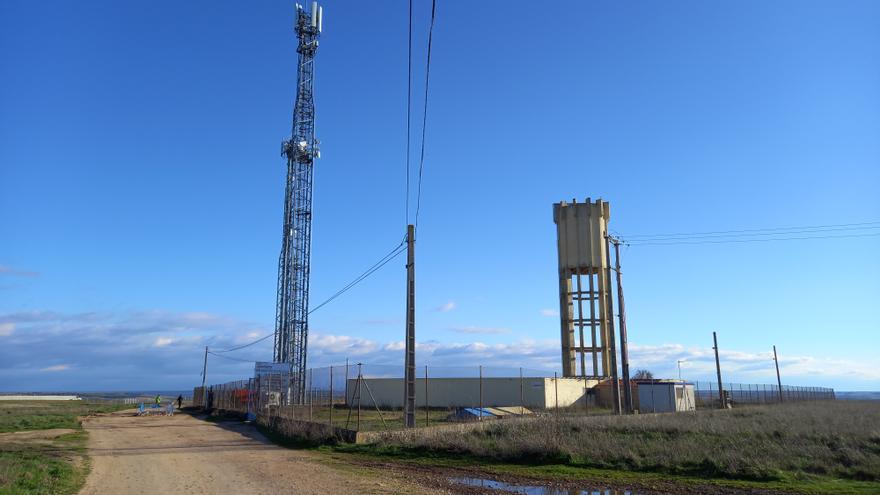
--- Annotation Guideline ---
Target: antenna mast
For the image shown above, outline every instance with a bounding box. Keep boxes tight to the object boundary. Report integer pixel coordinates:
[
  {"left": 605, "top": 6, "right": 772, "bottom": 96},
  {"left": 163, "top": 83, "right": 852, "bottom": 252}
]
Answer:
[{"left": 274, "top": 1, "right": 323, "bottom": 404}]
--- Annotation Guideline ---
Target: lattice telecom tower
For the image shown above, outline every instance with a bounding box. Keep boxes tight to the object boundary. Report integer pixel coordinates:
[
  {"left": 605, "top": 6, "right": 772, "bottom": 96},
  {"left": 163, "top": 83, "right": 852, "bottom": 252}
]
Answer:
[{"left": 273, "top": 1, "right": 323, "bottom": 404}]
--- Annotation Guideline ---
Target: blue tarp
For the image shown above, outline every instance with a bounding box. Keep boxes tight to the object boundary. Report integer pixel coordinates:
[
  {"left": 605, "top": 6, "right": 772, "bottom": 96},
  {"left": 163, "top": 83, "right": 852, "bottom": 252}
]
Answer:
[{"left": 459, "top": 408, "right": 496, "bottom": 418}]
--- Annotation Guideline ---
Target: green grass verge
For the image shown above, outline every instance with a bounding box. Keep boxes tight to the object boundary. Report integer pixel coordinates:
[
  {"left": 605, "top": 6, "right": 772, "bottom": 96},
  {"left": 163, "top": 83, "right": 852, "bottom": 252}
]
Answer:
[
  {"left": 319, "top": 443, "right": 880, "bottom": 495},
  {"left": 0, "top": 401, "right": 128, "bottom": 495},
  {"left": 0, "top": 401, "right": 128, "bottom": 433}
]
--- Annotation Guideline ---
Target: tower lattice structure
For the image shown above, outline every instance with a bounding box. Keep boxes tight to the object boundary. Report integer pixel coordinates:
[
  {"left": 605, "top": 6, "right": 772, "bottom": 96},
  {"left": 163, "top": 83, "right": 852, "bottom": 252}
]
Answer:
[{"left": 274, "top": 2, "right": 322, "bottom": 404}]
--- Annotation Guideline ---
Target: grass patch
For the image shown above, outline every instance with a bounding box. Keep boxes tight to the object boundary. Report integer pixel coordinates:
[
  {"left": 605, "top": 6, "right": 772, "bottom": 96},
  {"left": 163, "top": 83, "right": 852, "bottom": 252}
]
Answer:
[
  {"left": 0, "top": 401, "right": 127, "bottom": 495},
  {"left": 0, "top": 450, "right": 86, "bottom": 495},
  {"left": 320, "top": 443, "right": 880, "bottom": 495},
  {"left": 0, "top": 401, "right": 128, "bottom": 433},
  {"left": 326, "top": 401, "right": 880, "bottom": 493},
  {"left": 366, "top": 401, "right": 880, "bottom": 482}
]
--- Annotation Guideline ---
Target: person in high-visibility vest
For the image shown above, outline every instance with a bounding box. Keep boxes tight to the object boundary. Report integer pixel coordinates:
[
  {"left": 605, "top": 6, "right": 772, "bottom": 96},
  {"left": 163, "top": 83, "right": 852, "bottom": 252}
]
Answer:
[{"left": 155, "top": 395, "right": 161, "bottom": 407}]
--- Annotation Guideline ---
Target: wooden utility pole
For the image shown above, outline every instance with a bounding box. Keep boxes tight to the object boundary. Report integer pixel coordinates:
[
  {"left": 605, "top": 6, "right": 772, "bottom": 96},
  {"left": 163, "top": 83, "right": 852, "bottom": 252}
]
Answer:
[
  {"left": 201, "top": 346, "right": 208, "bottom": 388},
  {"left": 773, "top": 345, "right": 783, "bottom": 403},
  {"left": 201, "top": 346, "right": 208, "bottom": 408},
  {"left": 713, "top": 332, "right": 724, "bottom": 408},
  {"left": 404, "top": 224, "right": 416, "bottom": 428},
  {"left": 612, "top": 239, "right": 633, "bottom": 414}
]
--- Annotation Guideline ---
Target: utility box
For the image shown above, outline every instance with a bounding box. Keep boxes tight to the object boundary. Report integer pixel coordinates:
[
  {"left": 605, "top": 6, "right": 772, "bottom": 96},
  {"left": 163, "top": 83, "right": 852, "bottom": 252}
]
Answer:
[{"left": 637, "top": 381, "right": 696, "bottom": 413}]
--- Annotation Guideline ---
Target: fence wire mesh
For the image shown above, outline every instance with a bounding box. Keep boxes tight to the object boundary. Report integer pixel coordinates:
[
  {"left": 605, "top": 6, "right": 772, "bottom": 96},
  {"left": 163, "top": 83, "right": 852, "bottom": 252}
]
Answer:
[{"left": 193, "top": 364, "right": 835, "bottom": 432}]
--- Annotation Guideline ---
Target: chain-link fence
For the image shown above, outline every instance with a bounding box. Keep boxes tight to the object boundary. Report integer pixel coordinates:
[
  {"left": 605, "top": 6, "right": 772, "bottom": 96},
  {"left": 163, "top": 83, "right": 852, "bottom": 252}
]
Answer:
[
  {"left": 691, "top": 380, "right": 834, "bottom": 408},
  {"left": 193, "top": 363, "right": 835, "bottom": 432}
]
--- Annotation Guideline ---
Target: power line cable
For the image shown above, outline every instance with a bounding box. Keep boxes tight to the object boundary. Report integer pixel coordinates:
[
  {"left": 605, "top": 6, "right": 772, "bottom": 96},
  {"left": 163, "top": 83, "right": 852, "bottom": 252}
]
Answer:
[
  {"left": 213, "top": 333, "right": 274, "bottom": 354},
  {"left": 413, "top": 0, "right": 436, "bottom": 228},
  {"left": 405, "top": 0, "right": 413, "bottom": 226},
  {"left": 309, "top": 241, "right": 406, "bottom": 314},
  {"left": 207, "top": 351, "right": 257, "bottom": 363},
  {"left": 622, "top": 224, "right": 880, "bottom": 242},
  {"left": 621, "top": 221, "right": 880, "bottom": 240},
  {"left": 626, "top": 232, "right": 880, "bottom": 246},
  {"left": 213, "top": 238, "right": 406, "bottom": 354}
]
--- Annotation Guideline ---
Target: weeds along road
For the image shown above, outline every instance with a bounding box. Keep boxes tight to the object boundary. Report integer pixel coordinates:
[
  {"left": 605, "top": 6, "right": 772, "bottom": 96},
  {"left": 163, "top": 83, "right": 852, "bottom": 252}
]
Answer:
[{"left": 79, "top": 410, "right": 438, "bottom": 495}]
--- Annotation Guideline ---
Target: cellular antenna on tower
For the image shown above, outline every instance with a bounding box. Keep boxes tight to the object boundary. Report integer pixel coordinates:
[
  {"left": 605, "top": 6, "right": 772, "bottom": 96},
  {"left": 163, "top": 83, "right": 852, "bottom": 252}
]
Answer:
[{"left": 273, "top": 1, "right": 323, "bottom": 404}]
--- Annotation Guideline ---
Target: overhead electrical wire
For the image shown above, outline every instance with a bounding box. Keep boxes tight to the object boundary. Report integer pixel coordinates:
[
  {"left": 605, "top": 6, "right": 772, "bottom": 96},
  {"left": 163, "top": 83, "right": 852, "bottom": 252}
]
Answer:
[
  {"left": 213, "top": 333, "right": 274, "bottom": 354},
  {"left": 625, "top": 232, "right": 880, "bottom": 246},
  {"left": 207, "top": 351, "right": 257, "bottom": 363},
  {"left": 215, "top": 3, "right": 438, "bottom": 359},
  {"left": 413, "top": 0, "right": 436, "bottom": 228},
  {"left": 212, "top": 238, "right": 407, "bottom": 354},
  {"left": 405, "top": 0, "right": 413, "bottom": 226},
  {"left": 307, "top": 238, "right": 407, "bottom": 315},
  {"left": 620, "top": 221, "right": 880, "bottom": 240}
]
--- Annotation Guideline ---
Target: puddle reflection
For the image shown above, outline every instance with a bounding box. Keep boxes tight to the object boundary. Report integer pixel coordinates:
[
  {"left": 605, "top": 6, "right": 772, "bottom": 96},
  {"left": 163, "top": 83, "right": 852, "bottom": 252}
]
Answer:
[{"left": 449, "top": 476, "right": 640, "bottom": 495}]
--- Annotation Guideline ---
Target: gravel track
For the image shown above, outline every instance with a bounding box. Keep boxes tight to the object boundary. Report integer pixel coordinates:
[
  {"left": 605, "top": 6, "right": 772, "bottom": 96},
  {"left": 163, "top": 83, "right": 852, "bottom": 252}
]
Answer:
[{"left": 79, "top": 411, "right": 440, "bottom": 495}]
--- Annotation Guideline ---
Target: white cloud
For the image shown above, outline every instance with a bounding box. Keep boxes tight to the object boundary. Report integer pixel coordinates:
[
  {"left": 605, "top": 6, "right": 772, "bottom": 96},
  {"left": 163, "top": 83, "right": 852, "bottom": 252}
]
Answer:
[
  {"left": 626, "top": 343, "right": 880, "bottom": 384},
  {"left": 540, "top": 309, "right": 558, "bottom": 317},
  {"left": 40, "top": 364, "right": 69, "bottom": 372},
  {"left": 450, "top": 326, "right": 510, "bottom": 335},
  {"left": 2, "top": 308, "right": 877, "bottom": 391},
  {"left": 436, "top": 301, "right": 456, "bottom": 312}
]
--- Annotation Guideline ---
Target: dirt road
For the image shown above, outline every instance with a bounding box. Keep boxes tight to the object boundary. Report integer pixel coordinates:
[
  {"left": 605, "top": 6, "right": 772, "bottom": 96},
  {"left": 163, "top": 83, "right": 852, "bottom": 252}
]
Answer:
[{"left": 80, "top": 411, "right": 442, "bottom": 495}]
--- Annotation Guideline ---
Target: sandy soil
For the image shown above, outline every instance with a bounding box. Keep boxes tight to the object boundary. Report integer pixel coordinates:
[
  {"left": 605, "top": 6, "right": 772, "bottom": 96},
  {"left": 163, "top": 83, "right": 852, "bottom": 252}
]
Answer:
[{"left": 79, "top": 411, "right": 444, "bottom": 495}]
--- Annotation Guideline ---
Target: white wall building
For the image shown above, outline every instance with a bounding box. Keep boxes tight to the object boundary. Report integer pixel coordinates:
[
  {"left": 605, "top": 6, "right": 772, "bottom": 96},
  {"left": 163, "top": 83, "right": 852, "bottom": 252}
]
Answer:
[{"left": 345, "top": 377, "right": 600, "bottom": 409}]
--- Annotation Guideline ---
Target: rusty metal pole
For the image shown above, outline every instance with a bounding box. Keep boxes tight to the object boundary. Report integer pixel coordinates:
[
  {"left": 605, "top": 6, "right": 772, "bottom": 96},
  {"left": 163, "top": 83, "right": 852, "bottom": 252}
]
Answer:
[
  {"left": 713, "top": 332, "right": 724, "bottom": 408},
  {"left": 612, "top": 239, "right": 633, "bottom": 414},
  {"left": 404, "top": 224, "right": 416, "bottom": 428},
  {"left": 773, "top": 345, "right": 783, "bottom": 403}
]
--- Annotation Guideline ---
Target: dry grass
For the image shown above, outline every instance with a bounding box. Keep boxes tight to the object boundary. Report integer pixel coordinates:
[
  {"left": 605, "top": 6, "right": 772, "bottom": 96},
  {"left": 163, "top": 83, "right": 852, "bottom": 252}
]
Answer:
[{"left": 373, "top": 401, "right": 880, "bottom": 482}]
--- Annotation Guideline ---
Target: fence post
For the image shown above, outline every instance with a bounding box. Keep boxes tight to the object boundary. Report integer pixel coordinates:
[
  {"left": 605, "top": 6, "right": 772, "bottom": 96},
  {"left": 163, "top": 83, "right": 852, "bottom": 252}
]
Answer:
[
  {"left": 425, "top": 365, "right": 429, "bottom": 427},
  {"left": 651, "top": 378, "right": 656, "bottom": 413},
  {"left": 479, "top": 365, "right": 483, "bottom": 422},
  {"left": 344, "top": 358, "right": 349, "bottom": 411},
  {"left": 554, "top": 372, "right": 559, "bottom": 418},
  {"left": 329, "top": 366, "right": 333, "bottom": 427},
  {"left": 519, "top": 367, "right": 524, "bottom": 415},
  {"left": 356, "top": 363, "right": 362, "bottom": 431}
]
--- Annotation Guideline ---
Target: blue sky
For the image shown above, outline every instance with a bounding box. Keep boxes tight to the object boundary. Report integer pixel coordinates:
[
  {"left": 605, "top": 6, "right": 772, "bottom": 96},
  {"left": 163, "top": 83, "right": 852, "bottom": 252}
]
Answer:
[{"left": 1, "top": 0, "right": 878, "bottom": 391}]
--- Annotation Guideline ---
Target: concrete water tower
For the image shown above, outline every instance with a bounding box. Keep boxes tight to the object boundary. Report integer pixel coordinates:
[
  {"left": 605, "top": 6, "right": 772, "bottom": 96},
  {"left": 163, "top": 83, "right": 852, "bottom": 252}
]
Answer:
[{"left": 553, "top": 198, "right": 616, "bottom": 379}]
